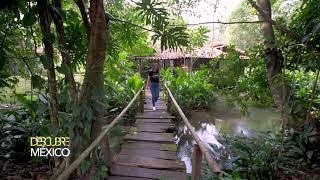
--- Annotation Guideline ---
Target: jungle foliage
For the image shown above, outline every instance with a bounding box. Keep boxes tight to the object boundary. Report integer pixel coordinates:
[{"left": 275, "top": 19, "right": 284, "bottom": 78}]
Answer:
[
  {"left": 209, "top": 47, "right": 273, "bottom": 113},
  {"left": 162, "top": 67, "right": 217, "bottom": 109}
]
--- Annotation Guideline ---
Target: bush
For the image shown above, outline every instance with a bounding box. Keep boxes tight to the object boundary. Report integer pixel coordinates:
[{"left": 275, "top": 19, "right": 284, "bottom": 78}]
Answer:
[
  {"left": 162, "top": 67, "right": 217, "bottom": 109},
  {"left": 286, "top": 70, "right": 320, "bottom": 120},
  {"left": 209, "top": 46, "right": 274, "bottom": 111}
]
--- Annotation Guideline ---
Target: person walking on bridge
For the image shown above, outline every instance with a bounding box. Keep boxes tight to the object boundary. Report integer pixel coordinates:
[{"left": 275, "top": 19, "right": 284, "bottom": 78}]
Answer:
[{"left": 147, "top": 63, "right": 160, "bottom": 111}]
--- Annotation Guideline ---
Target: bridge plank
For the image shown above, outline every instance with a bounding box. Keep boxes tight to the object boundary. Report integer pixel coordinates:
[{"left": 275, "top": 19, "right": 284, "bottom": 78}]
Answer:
[
  {"left": 111, "top": 90, "right": 186, "bottom": 179},
  {"left": 108, "top": 176, "right": 151, "bottom": 180},
  {"left": 144, "top": 103, "right": 167, "bottom": 106},
  {"left": 136, "top": 121, "right": 173, "bottom": 128},
  {"left": 136, "top": 118, "right": 172, "bottom": 123},
  {"left": 111, "top": 165, "right": 186, "bottom": 180},
  {"left": 137, "top": 111, "right": 171, "bottom": 116},
  {"left": 136, "top": 123, "right": 173, "bottom": 133},
  {"left": 144, "top": 99, "right": 166, "bottom": 103},
  {"left": 136, "top": 125, "right": 168, "bottom": 133},
  {"left": 143, "top": 109, "right": 166, "bottom": 112},
  {"left": 135, "top": 113, "right": 175, "bottom": 119},
  {"left": 123, "top": 132, "right": 175, "bottom": 143},
  {"left": 144, "top": 106, "right": 166, "bottom": 110},
  {"left": 122, "top": 142, "right": 177, "bottom": 151},
  {"left": 119, "top": 148, "right": 177, "bottom": 160},
  {"left": 113, "top": 155, "right": 185, "bottom": 170}
]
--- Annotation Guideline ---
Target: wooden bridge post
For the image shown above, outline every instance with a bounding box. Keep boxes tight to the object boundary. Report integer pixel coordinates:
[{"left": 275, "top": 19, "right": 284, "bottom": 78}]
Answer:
[
  {"left": 138, "top": 59, "right": 142, "bottom": 75},
  {"left": 139, "top": 89, "right": 144, "bottom": 113},
  {"left": 191, "top": 144, "right": 202, "bottom": 180},
  {"left": 167, "top": 90, "right": 171, "bottom": 113},
  {"left": 102, "top": 117, "right": 113, "bottom": 169},
  {"left": 138, "top": 59, "right": 144, "bottom": 113}
]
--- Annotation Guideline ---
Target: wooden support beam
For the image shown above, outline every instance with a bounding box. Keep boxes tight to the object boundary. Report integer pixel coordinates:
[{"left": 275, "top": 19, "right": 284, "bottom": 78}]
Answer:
[
  {"left": 191, "top": 144, "right": 202, "bottom": 180},
  {"left": 102, "top": 135, "right": 112, "bottom": 168}
]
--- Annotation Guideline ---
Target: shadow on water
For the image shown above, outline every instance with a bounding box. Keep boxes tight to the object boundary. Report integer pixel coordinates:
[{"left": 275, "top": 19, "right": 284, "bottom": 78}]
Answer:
[{"left": 175, "top": 97, "right": 281, "bottom": 173}]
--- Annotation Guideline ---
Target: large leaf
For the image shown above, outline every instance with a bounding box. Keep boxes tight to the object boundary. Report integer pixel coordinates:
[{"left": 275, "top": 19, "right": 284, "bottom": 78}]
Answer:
[
  {"left": 40, "top": 55, "right": 52, "bottom": 69},
  {"left": 22, "top": 12, "right": 36, "bottom": 27},
  {"left": 136, "top": 0, "right": 168, "bottom": 28},
  {"left": 152, "top": 26, "right": 189, "bottom": 51},
  {"left": 31, "top": 75, "right": 46, "bottom": 89}
]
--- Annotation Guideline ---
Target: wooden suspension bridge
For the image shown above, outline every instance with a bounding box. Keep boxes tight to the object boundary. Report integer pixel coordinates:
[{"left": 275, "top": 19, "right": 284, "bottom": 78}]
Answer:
[
  {"left": 55, "top": 83, "right": 221, "bottom": 180},
  {"left": 109, "top": 89, "right": 185, "bottom": 179}
]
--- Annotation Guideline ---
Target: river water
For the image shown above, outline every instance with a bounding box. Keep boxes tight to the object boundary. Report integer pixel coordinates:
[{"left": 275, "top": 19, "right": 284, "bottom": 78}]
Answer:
[{"left": 175, "top": 97, "right": 281, "bottom": 173}]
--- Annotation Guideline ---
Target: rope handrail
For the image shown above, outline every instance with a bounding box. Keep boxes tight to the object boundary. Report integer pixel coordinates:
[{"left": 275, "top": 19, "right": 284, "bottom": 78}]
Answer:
[
  {"left": 164, "top": 83, "right": 221, "bottom": 174},
  {"left": 56, "top": 86, "right": 144, "bottom": 180}
]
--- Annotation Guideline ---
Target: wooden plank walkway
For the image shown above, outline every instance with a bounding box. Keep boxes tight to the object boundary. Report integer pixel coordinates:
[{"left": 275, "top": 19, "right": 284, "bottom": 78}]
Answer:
[{"left": 110, "top": 90, "right": 187, "bottom": 179}]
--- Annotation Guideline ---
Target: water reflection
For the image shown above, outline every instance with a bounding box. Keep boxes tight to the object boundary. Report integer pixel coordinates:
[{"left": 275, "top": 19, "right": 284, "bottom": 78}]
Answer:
[{"left": 176, "top": 99, "right": 281, "bottom": 173}]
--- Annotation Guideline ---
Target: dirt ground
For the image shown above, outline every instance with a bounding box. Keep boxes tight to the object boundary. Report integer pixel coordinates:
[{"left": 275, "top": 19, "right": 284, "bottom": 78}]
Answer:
[{"left": 0, "top": 160, "right": 50, "bottom": 180}]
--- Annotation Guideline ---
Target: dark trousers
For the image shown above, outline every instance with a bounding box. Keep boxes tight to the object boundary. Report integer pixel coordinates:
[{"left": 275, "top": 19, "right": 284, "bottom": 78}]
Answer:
[{"left": 150, "top": 82, "right": 160, "bottom": 106}]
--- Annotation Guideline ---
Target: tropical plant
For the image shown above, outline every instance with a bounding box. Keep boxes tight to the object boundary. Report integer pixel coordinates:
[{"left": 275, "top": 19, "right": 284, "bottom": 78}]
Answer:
[
  {"left": 186, "top": 26, "right": 210, "bottom": 52},
  {"left": 209, "top": 47, "right": 273, "bottom": 114},
  {"left": 162, "top": 67, "right": 217, "bottom": 109}
]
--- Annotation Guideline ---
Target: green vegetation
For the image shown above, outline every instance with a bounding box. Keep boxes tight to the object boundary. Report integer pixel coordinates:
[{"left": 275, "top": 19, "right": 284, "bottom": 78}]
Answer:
[
  {"left": 210, "top": 47, "right": 274, "bottom": 113},
  {"left": 162, "top": 67, "right": 217, "bottom": 109}
]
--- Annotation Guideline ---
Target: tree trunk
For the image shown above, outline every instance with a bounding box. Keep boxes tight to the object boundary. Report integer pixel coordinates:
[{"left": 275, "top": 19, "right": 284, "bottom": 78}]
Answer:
[
  {"left": 37, "top": 0, "right": 59, "bottom": 127},
  {"left": 256, "top": 0, "right": 289, "bottom": 128},
  {"left": 69, "top": 0, "right": 107, "bottom": 172},
  {"left": 247, "top": 0, "right": 300, "bottom": 43},
  {"left": 79, "top": 0, "right": 106, "bottom": 105},
  {"left": 51, "top": 0, "right": 78, "bottom": 102}
]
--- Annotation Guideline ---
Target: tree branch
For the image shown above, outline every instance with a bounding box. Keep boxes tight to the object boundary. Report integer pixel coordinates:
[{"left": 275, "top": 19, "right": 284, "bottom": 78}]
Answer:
[
  {"left": 51, "top": 0, "right": 78, "bottom": 101},
  {"left": 247, "top": 0, "right": 301, "bottom": 42},
  {"left": 74, "top": 0, "right": 91, "bottom": 39},
  {"left": 111, "top": 17, "right": 155, "bottom": 32},
  {"left": 27, "top": 0, "right": 40, "bottom": 58},
  {"left": 37, "top": 0, "right": 59, "bottom": 127},
  {"left": 21, "top": 57, "right": 33, "bottom": 75},
  {"left": 110, "top": 16, "right": 271, "bottom": 34},
  {"left": 185, "top": 20, "right": 268, "bottom": 26}
]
